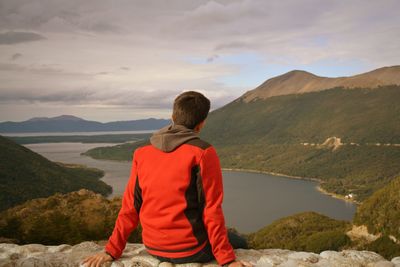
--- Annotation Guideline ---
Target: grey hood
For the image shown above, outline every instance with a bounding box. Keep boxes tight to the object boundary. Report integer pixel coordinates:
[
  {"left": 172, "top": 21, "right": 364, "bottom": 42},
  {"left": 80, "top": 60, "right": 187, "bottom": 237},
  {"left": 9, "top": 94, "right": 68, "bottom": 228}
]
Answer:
[{"left": 150, "top": 124, "right": 199, "bottom": 152}]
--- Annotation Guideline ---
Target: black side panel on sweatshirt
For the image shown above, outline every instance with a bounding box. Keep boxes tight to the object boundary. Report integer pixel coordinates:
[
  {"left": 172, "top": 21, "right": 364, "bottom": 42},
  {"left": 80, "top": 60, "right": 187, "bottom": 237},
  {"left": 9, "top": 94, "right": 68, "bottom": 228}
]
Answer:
[
  {"left": 134, "top": 176, "right": 143, "bottom": 214},
  {"left": 185, "top": 138, "right": 211, "bottom": 150},
  {"left": 184, "top": 165, "right": 207, "bottom": 245}
]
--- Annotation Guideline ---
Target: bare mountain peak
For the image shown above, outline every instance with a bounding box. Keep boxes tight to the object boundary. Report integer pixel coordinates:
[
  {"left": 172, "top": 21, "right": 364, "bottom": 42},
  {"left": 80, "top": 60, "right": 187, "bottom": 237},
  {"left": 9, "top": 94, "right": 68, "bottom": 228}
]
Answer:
[
  {"left": 241, "top": 65, "right": 400, "bottom": 102},
  {"left": 270, "top": 70, "right": 319, "bottom": 84},
  {"left": 283, "top": 69, "right": 316, "bottom": 77}
]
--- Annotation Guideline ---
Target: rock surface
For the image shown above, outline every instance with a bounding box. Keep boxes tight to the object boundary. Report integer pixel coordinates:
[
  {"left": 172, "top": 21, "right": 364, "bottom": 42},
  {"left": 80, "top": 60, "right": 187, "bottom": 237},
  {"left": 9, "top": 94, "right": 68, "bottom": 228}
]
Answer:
[{"left": 0, "top": 242, "right": 399, "bottom": 267}]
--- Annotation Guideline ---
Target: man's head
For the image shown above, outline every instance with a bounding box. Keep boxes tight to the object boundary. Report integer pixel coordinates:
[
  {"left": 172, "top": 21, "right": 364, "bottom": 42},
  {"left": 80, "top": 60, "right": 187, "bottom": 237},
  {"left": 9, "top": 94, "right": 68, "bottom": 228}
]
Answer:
[{"left": 172, "top": 91, "right": 210, "bottom": 130}]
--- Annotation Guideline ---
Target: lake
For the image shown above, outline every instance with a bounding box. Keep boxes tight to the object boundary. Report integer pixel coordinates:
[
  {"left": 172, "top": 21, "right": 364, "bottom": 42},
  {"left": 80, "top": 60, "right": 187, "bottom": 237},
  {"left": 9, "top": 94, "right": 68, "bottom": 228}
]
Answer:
[
  {"left": 24, "top": 142, "right": 356, "bottom": 233},
  {"left": 3, "top": 130, "right": 154, "bottom": 137}
]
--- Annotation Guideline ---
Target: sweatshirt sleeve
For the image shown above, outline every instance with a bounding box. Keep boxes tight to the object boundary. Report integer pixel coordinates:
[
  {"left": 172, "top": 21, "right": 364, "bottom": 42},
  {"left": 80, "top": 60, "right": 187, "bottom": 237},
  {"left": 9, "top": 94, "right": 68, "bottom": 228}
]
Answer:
[
  {"left": 105, "top": 151, "right": 141, "bottom": 259},
  {"left": 200, "top": 146, "right": 236, "bottom": 266}
]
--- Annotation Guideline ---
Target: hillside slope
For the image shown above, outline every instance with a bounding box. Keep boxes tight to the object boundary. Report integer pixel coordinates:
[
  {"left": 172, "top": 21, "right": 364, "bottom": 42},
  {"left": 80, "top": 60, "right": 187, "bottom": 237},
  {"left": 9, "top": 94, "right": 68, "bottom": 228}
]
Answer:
[
  {"left": 241, "top": 65, "right": 400, "bottom": 102},
  {"left": 0, "top": 135, "right": 112, "bottom": 211},
  {"left": 248, "top": 212, "right": 351, "bottom": 252},
  {"left": 354, "top": 176, "right": 400, "bottom": 240},
  {"left": 347, "top": 176, "right": 400, "bottom": 259},
  {"left": 201, "top": 85, "right": 400, "bottom": 200},
  {"left": 202, "top": 86, "right": 400, "bottom": 145}
]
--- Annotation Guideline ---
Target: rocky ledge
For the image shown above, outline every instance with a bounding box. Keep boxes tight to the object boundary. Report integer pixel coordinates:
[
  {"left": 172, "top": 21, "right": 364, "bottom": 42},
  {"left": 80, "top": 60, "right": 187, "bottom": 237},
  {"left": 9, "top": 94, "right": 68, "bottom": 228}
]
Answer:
[{"left": 0, "top": 242, "right": 399, "bottom": 267}]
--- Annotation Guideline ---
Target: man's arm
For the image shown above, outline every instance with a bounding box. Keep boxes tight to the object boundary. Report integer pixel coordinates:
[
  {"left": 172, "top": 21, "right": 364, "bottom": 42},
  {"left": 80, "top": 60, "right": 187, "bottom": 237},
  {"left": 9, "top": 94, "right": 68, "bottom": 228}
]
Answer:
[
  {"left": 82, "top": 151, "right": 141, "bottom": 266},
  {"left": 199, "top": 146, "right": 236, "bottom": 266},
  {"left": 105, "top": 151, "right": 142, "bottom": 259}
]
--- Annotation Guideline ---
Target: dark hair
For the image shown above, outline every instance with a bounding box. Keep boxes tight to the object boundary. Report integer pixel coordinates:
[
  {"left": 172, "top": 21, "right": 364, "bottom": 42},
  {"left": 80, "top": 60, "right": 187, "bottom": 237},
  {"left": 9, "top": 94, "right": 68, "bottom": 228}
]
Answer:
[{"left": 172, "top": 91, "right": 210, "bottom": 129}]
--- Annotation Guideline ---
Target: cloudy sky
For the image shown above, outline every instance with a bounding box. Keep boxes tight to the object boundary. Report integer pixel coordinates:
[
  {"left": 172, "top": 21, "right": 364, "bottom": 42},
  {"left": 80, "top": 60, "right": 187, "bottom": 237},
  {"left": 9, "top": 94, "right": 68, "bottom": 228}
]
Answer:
[{"left": 0, "top": 0, "right": 399, "bottom": 122}]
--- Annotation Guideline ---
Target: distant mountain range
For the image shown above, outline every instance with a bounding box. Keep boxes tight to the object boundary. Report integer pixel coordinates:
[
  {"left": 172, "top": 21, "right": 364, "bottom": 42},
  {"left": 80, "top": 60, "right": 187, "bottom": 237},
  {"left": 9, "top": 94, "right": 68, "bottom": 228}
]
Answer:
[{"left": 0, "top": 115, "right": 170, "bottom": 133}]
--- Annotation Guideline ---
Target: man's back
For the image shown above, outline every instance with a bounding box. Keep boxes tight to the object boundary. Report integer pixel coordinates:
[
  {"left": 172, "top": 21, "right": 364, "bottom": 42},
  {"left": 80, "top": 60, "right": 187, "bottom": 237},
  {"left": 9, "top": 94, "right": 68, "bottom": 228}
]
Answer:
[
  {"left": 84, "top": 91, "right": 244, "bottom": 267},
  {"left": 105, "top": 124, "right": 235, "bottom": 265},
  {"left": 136, "top": 137, "right": 211, "bottom": 254}
]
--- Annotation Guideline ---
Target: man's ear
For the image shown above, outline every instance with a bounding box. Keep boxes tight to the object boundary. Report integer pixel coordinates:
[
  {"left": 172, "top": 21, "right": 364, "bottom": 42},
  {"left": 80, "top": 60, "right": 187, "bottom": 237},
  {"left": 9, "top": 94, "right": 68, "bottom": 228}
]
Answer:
[{"left": 194, "top": 120, "right": 206, "bottom": 132}]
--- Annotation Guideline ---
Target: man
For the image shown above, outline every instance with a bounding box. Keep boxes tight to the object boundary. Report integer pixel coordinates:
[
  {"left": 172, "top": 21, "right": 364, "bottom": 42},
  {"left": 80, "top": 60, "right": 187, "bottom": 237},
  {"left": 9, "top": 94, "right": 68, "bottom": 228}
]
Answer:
[{"left": 83, "top": 91, "right": 250, "bottom": 267}]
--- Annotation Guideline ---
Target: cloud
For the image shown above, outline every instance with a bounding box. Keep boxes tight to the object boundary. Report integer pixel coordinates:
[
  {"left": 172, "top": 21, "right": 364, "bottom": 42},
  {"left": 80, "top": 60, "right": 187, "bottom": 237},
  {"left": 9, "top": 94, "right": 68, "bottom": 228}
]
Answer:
[
  {"left": 0, "top": 77, "right": 240, "bottom": 112},
  {"left": 0, "top": 0, "right": 399, "bottom": 122},
  {"left": 0, "top": 88, "right": 96, "bottom": 104},
  {"left": 0, "top": 31, "right": 45, "bottom": 45},
  {"left": 10, "top": 53, "right": 22, "bottom": 60},
  {"left": 215, "top": 41, "right": 255, "bottom": 51},
  {"left": 95, "top": 72, "right": 110, "bottom": 75},
  {"left": 0, "top": 86, "right": 176, "bottom": 109},
  {"left": 206, "top": 54, "right": 219, "bottom": 63},
  {"left": 0, "top": 62, "right": 91, "bottom": 77}
]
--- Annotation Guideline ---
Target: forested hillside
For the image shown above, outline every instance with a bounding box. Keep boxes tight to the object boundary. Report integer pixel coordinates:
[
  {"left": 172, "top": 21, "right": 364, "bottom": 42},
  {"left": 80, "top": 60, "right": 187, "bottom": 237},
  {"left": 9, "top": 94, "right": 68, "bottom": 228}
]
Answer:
[
  {"left": 0, "top": 135, "right": 112, "bottom": 211},
  {"left": 0, "top": 190, "right": 142, "bottom": 245},
  {"left": 354, "top": 176, "right": 400, "bottom": 240},
  {"left": 247, "top": 212, "right": 351, "bottom": 252},
  {"left": 200, "top": 86, "right": 400, "bottom": 200}
]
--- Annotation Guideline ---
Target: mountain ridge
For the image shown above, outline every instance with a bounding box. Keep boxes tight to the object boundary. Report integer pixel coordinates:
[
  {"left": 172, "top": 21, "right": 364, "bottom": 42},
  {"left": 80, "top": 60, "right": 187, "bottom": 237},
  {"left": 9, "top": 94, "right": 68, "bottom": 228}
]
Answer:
[
  {"left": 0, "top": 116, "right": 170, "bottom": 133},
  {"left": 26, "top": 115, "right": 85, "bottom": 122},
  {"left": 241, "top": 65, "right": 400, "bottom": 102}
]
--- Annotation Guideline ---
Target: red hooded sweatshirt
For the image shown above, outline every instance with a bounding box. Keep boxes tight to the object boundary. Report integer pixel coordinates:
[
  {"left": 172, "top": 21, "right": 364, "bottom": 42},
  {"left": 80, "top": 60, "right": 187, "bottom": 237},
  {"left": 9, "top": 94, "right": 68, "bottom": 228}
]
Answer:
[{"left": 105, "top": 124, "right": 236, "bottom": 266}]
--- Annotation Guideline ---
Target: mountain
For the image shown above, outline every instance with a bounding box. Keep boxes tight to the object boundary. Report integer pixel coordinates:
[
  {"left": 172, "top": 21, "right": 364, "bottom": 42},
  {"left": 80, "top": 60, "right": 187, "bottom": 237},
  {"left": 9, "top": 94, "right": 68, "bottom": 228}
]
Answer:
[
  {"left": 27, "top": 115, "right": 84, "bottom": 122},
  {"left": 241, "top": 65, "right": 400, "bottom": 102},
  {"left": 199, "top": 66, "right": 400, "bottom": 201},
  {"left": 200, "top": 85, "right": 400, "bottom": 200},
  {"left": 0, "top": 115, "right": 170, "bottom": 133},
  {"left": 0, "top": 135, "right": 112, "bottom": 211}
]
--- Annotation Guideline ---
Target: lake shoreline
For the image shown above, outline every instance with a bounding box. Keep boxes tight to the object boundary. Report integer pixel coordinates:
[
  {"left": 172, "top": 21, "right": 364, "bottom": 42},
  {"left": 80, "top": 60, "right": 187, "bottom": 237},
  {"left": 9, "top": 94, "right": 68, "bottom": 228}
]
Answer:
[
  {"left": 222, "top": 167, "right": 359, "bottom": 205},
  {"left": 22, "top": 142, "right": 357, "bottom": 232},
  {"left": 316, "top": 186, "right": 360, "bottom": 205},
  {"left": 78, "top": 151, "right": 359, "bottom": 205}
]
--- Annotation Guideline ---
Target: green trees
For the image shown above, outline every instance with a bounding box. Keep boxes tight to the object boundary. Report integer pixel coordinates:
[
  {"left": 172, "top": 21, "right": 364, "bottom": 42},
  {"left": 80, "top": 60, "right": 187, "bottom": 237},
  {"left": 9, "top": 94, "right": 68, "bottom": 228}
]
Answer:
[
  {"left": 0, "top": 190, "right": 142, "bottom": 245},
  {"left": 247, "top": 212, "right": 351, "bottom": 252},
  {"left": 347, "top": 176, "right": 400, "bottom": 259},
  {"left": 354, "top": 176, "right": 400, "bottom": 240},
  {"left": 0, "top": 136, "right": 112, "bottom": 211},
  {"left": 201, "top": 86, "right": 400, "bottom": 201},
  {"left": 82, "top": 140, "right": 149, "bottom": 161},
  {"left": 364, "top": 236, "right": 400, "bottom": 260}
]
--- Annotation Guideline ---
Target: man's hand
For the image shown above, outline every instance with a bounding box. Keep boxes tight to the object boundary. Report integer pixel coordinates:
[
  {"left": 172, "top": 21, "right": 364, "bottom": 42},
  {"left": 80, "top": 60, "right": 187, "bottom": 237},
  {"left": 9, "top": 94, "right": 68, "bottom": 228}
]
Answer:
[
  {"left": 81, "top": 252, "right": 113, "bottom": 267},
  {"left": 228, "top": 260, "right": 253, "bottom": 267}
]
